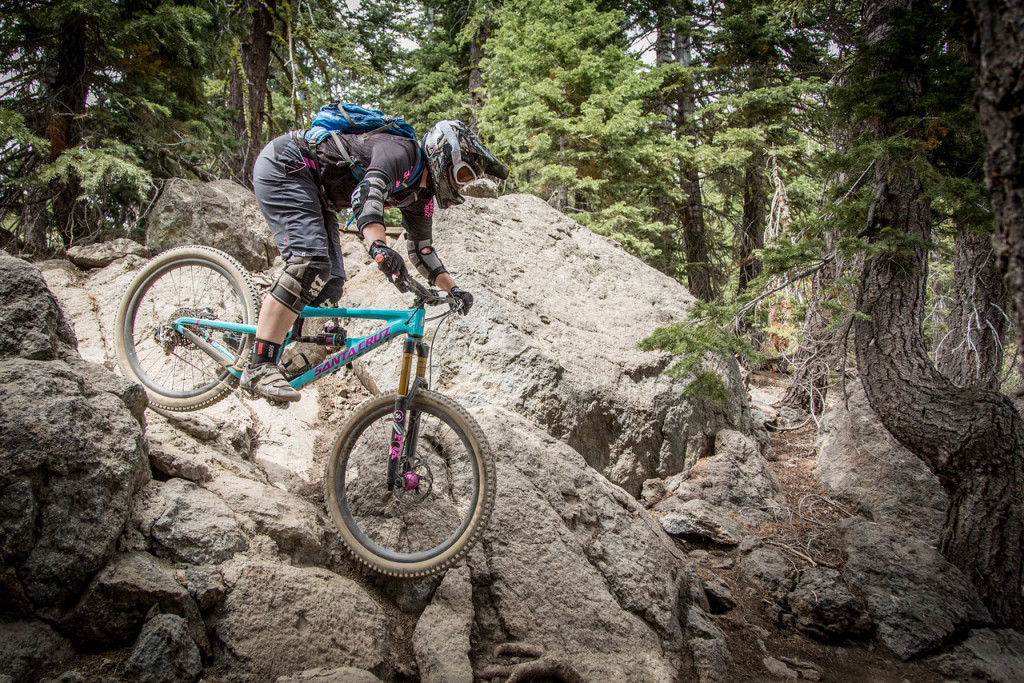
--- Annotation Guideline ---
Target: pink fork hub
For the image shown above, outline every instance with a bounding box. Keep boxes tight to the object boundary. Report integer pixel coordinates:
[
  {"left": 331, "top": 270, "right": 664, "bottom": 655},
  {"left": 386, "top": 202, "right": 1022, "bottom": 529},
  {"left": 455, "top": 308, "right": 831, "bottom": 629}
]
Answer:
[{"left": 402, "top": 472, "right": 419, "bottom": 490}]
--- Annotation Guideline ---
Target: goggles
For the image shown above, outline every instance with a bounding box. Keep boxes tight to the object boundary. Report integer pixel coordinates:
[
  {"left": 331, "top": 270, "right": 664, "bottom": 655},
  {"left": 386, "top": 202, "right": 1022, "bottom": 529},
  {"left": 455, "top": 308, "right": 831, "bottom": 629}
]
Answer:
[{"left": 451, "top": 160, "right": 479, "bottom": 188}]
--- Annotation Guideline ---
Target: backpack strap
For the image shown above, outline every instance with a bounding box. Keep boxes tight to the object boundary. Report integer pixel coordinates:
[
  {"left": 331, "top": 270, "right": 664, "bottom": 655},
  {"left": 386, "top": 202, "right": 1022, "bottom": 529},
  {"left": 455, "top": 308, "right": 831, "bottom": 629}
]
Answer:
[
  {"left": 329, "top": 131, "right": 363, "bottom": 180},
  {"left": 290, "top": 130, "right": 339, "bottom": 213}
]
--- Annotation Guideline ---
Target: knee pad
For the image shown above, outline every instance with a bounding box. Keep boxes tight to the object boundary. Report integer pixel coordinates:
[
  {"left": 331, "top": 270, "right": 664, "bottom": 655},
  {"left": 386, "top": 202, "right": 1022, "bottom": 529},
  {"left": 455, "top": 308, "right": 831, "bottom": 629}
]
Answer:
[
  {"left": 309, "top": 276, "right": 345, "bottom": 308},
  {"left": 406, "top": 239, "right": 447, "bottom": 285},
  {"left": 270, "top": 255, "right": 333, "bottom": 314}
]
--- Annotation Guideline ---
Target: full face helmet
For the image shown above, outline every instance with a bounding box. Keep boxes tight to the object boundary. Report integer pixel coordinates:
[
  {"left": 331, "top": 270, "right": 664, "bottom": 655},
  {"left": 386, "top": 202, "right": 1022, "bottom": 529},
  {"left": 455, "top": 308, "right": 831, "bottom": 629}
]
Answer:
[{"left": 422, "top": 121, "right": 509, "bottom": 209}]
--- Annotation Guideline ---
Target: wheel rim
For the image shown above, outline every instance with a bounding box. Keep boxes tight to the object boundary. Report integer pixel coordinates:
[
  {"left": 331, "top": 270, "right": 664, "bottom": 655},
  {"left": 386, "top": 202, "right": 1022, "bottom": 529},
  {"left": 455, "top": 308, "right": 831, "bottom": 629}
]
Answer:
[
  {"left": 334, "top": 401, "right": 481, "bottom": 564},
  {"left": 123, "top": 258, "right": 250, "bottom": 399}
]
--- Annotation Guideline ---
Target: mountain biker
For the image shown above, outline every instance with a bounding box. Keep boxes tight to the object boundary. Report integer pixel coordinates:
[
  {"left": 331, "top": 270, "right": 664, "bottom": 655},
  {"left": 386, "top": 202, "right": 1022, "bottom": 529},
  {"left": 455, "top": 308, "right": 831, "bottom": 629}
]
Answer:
[{"left": 241, "top": 119, "right": 509, "bottom": 403}]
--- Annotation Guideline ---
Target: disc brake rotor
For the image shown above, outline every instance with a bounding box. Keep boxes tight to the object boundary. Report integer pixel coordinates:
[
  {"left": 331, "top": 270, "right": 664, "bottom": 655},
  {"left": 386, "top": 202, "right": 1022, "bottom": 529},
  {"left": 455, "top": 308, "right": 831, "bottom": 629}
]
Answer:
[{"left": 155, "top": 306, "right": 216, "bottom": 353}]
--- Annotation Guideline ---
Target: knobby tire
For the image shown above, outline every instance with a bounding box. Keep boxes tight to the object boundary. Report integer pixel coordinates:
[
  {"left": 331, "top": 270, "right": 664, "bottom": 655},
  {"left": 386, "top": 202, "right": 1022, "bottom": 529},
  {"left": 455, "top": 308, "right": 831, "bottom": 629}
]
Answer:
[
  {"left": 114, "top": 246, "right": 259, "bottom": 412},
  {"left": 326, "top": 391, "right": 496, "bottom": 577}
]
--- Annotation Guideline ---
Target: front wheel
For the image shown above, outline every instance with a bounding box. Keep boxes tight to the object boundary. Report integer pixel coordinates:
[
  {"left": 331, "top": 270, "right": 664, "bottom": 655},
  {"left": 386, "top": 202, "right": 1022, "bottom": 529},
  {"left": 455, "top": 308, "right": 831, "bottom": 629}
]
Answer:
[{"left": 326, "top": 391, "right": 496, "bottom": 577}]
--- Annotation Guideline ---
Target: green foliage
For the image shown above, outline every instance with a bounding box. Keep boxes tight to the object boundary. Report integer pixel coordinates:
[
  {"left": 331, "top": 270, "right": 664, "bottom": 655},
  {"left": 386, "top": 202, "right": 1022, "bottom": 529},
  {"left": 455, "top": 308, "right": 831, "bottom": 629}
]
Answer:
[{"left": 479, "top": 0, "right": 674, "bottom": 207}]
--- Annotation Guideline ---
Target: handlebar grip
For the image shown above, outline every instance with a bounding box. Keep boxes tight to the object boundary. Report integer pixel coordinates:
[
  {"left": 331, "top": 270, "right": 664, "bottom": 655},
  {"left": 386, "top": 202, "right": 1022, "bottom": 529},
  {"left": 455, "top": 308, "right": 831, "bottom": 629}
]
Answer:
[{"left": 374, "top": 254, "right": 384, "bottom": 265}]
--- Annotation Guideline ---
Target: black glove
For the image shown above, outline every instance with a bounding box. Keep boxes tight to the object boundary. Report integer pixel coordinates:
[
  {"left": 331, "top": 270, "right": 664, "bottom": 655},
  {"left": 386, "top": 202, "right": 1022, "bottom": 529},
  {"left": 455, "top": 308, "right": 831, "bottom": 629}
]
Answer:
[
  {"left": 369, "top": 240, "right": 405, "bottom": 277},
  {"left": 449, "top": 286, "right": 474, "bottom": 315}
]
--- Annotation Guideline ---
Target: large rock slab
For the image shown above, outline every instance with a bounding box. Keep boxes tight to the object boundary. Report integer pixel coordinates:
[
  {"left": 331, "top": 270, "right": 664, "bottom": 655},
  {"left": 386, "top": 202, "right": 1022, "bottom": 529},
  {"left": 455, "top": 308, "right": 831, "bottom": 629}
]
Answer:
[
  {"left": 66, "top": 238, "right": 149, "bottom": 269},
  {"left": 130, "top": 479, "right": 248, "bottom": 565},
  {"left": 0, "top": 355, "right": 149, "bottom": 616},
  {"left": 343, "top": 195, "right": 758, "bottom": 495},
  {"left": 63, "top": 552, "right": 208, "bottom": 654},
  {"left": 0, "top": 620, "right": 76, "bottom": 682},
  {"left": 933, "top": 628, "right": 1024, "bottom": 682},
  {"left": 413, "top": 565, "right": 474, "bottom": 683},
  {"left": 839, "top": 517, "right": 990, "bottom": 659},
  {"left": 816, "top": 381, "right": 947, "bottom": 542},
  {"left": 212, "top": 559, "right": 389, "bottom": 680},
  {"left": 645, "top": 430, "right": 784, "bottom": 544},
  {"left": 465, "top": 405, "right": 686, "bottom": 681},
  {"left": 0, "top": 253, "right": 77, "bottom": 361},
  {"left": 146, "top": 179, "right": 275, "bottom": 273}
]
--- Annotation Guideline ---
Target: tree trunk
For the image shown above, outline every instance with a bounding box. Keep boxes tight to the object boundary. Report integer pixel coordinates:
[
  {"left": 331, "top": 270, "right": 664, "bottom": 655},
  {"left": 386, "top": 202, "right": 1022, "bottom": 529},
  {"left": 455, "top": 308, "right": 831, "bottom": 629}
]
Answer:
[
  {"left": 228, "top": 0, "right": 275, "bottom": 187},
  {"left": 737, "top": 154, "right": 766, "bottom": 293},
  {"left": 935, "top": 230, "right": 1007, "bottom": 390},
  {"left": 855, "top": 157, "right": 1024, "bottom": 627},
  {"left": 956, "top": 0, "right": 1024, "bottom": 376},
  {"left": 21, "top": 185, "right": 50, "bottom": 255},
  {"left": 47, "top": 13, "right": 90, "bottom": 247},
  {"left": 468, "top": 20, "right": 490, "bottom": 130},
  {"left": 675, "top": 26, "right": 712, "bottom": 302}
]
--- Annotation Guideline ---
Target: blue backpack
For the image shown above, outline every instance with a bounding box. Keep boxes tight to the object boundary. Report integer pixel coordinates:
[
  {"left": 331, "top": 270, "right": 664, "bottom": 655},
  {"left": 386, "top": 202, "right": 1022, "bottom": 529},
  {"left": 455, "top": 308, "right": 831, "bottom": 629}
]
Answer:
[
  {"left": 305, "top": 103, "right": 418, "bottom": 144},
  {"left": 304, "top": 103, "right": 423, "bottom": 192}
]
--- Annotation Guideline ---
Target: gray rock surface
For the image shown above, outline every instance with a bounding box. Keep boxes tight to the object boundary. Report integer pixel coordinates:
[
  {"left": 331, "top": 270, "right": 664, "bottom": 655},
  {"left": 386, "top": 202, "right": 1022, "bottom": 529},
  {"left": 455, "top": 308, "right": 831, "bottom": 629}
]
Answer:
[
  {"left": 130, "top": 479, "right": 248, "bottom": 565},
  {"left": 413, "top": 565, "right": 474, "bottom": 683},
  {"left": 646, "top": 430, "right": 783, "bottom": 544},
  {"left": 344, "top": 194, "right": 756, "bottom": 495},
  {"left": 275, "top": 668, "right": 383, "bottom": 683},
  {"left": 839, "top": 517, "right": 990, "bottom": 659},
  {"left": 63, "top": 552, "right": 208, "bottom": 655},
  {"left": 0, "top": 253, "right": 77, "bottom": 360},
  {"left": 212, "top": 559, "right": 389, "bottom": 680},
  {"left": 0, "top": 256, "right": 150, "bottom": 617},
  {"left": 460, "top": 178, "right": 499, "bottom": 198},
  {"left": 686, "top": 606, "right": 731, "bottom": 683},
  {"left": 123, "top": 613, "right": 202, "bottom": 683},
  {"left": 816, "top": 381, "right": 947, "bottom": 542},
  {"left": 66, "top": 239, "right": 149, "bottom": 269},
  {"left": 739, "top": 546, "right": 795, "bottom": 600},
  {"left": 786, "top": 567, "right": 872, "bottom": 642},
  {"left": 0, "top": 620, "right": 76, "bottom": 682},
  {"left": 933, "top": 628, "right": 1024, "bottom": 683},
  {"left": 465, "top": 405, "right": 686, "bottom": 682},
  {"left": 146, "top": 179, "right": 275, "bottom": 272},
  {"left": 28, "top": 191, "right": 774, "bottom": 681},
  {"left": 204, "top": 472, "right": 326, "bottom": 565}
]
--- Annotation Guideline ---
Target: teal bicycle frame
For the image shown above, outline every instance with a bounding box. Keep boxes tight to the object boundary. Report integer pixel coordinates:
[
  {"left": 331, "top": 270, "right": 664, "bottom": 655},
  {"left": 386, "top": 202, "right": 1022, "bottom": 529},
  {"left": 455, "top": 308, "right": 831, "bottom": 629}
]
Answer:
[{"left": 171, "top": 304, "right": 427, "bottom": 392}]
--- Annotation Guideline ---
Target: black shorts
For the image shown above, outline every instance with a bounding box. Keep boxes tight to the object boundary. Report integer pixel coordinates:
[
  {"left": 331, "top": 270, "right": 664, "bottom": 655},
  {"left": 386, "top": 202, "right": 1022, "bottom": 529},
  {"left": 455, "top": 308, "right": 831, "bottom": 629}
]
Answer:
[{"left": 252, "top": 133, "right": 346, "bottom": 281}]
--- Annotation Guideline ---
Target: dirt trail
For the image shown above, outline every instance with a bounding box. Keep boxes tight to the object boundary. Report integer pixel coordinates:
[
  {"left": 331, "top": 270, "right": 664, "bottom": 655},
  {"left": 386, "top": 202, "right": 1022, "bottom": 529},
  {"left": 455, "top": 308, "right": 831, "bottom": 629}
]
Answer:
[{"left": 702, "top": 371, "right": 947, "bottom": 682}]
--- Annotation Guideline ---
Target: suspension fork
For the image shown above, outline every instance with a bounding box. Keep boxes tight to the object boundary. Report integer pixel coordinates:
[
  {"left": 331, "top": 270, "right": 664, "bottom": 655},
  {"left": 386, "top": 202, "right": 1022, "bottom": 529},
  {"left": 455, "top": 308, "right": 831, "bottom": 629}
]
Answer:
[{"left": 387, "top": 339, "right": 430, "bottom": 490}]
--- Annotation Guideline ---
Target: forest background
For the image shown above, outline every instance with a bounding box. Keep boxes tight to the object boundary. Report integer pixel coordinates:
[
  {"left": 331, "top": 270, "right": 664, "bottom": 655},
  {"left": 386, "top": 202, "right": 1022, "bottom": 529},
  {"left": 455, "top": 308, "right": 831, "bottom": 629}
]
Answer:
[{"left": 2, "top": 0, "right": 1024, "bottom": 629}]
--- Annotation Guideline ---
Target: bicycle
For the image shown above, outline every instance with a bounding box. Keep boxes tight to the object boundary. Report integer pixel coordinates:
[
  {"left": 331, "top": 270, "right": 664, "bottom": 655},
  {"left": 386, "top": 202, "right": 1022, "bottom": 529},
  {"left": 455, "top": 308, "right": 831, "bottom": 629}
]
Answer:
[{"left": 114, "top": 245, "right": 495, "bottom": 577}]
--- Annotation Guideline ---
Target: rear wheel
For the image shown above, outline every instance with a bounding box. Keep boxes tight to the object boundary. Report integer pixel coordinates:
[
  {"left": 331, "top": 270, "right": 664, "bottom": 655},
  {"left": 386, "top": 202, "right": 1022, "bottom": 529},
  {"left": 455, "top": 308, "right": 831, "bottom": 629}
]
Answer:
[
  {"left": 326, "top": 390, "right": 495, "bottom": 577},
  {"left": 115, "top": 246, "right": 259, "bottom": 411}
]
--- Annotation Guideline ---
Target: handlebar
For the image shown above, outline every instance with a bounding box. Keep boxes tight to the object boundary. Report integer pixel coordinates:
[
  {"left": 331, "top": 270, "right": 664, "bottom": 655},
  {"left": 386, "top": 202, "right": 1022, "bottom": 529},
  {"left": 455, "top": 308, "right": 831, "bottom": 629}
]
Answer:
[{"left": 385, "top": 269, "right": 452, "bottom": 308}]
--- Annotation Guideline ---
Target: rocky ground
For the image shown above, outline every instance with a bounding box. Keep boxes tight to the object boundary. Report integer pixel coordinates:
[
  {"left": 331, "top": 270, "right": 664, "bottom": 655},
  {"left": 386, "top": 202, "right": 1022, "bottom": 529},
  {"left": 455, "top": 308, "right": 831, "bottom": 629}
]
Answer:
[{"left": 3, "top": 179, "right": 1023, "bottom": 682}]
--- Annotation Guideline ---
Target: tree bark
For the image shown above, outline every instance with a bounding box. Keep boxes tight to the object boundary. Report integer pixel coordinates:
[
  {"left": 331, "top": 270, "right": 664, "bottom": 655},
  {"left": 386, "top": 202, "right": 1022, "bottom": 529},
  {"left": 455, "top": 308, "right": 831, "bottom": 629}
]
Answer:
[
  {"left": 47, "top": 13, "right": 90, "bottom": 247},
  {"left": 737, "top": 153, "right": 766, "bottom": 293},
  {"left": 228, "top": 0, "right": 275, "bottom": 187},
  {"left": 935, "top": 230, "right": 1007, "bottom": 390},
  {"left": 956, "top": 0, "right": 1024, "bottom": 376},
  {"left": 468, "top": 19, "right": 490, "bottom": 131},
  {"left": 675, "top": 25, "right": 712, "bottom": 302},
  {"left": 852, "top": 0, "right": 1024, "bottom": 625},
  {"left": 855, "top": 157, "right": 1024, "bottom": 627}
]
